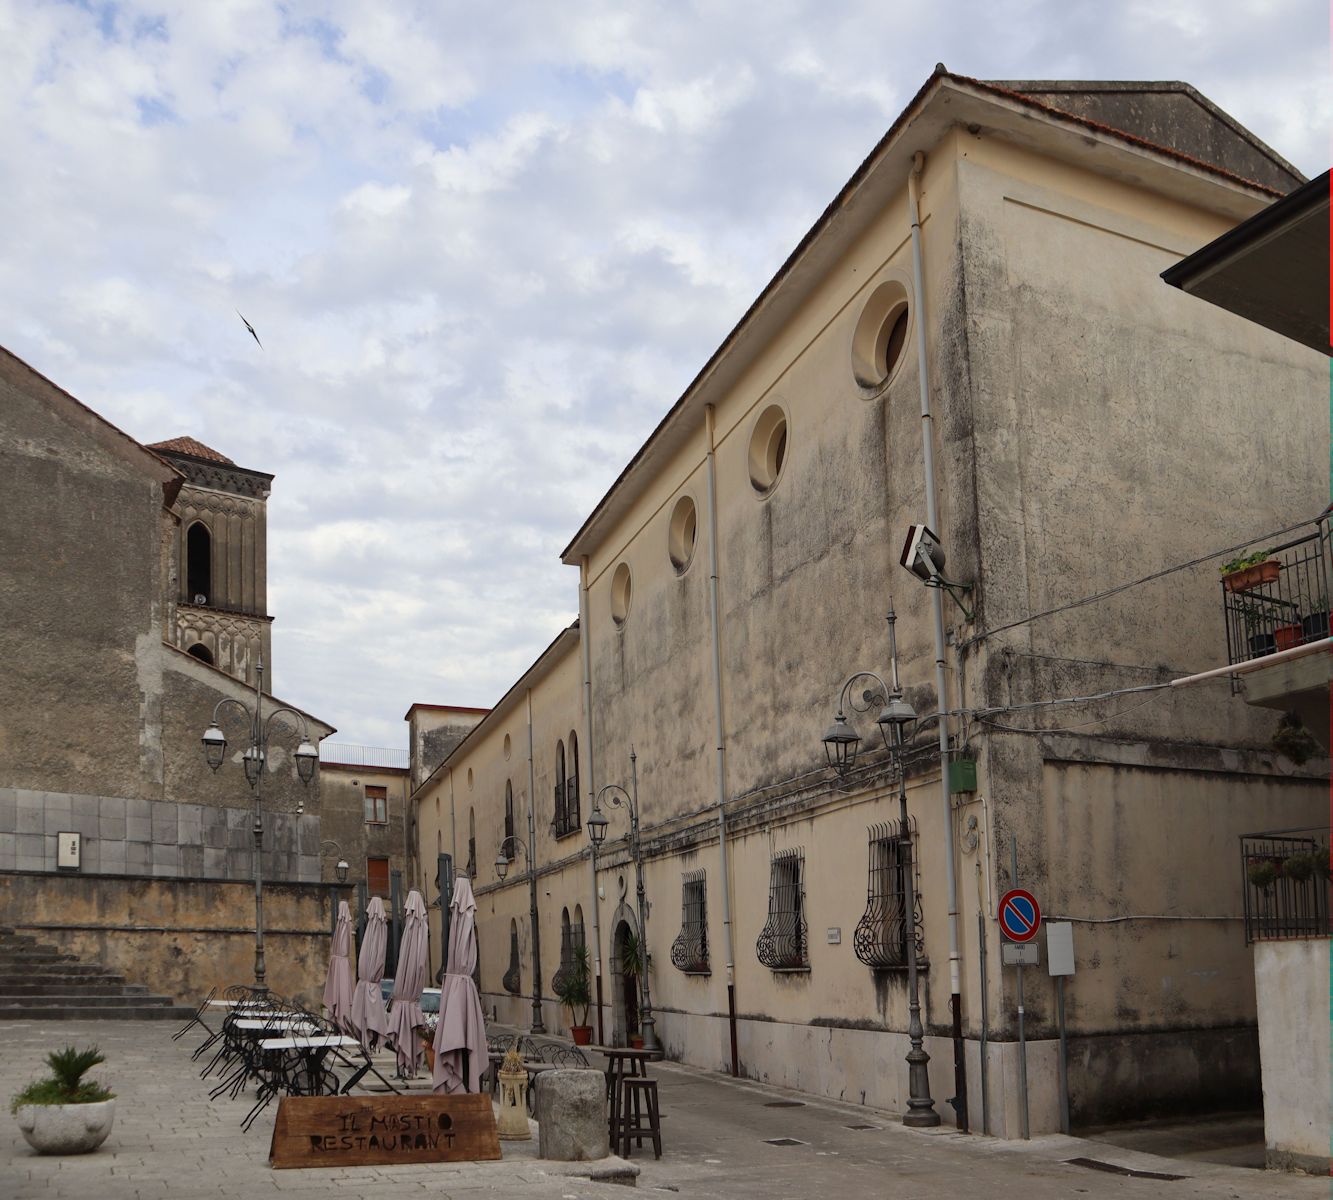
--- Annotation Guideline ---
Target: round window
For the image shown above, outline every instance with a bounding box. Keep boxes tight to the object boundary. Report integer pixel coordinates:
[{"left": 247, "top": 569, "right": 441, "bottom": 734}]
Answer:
[
  {"left": 851, "top": 280, "right": 911, "bottom": 392},
  {"left": 668, "top": 495, "right": 698, "bottom": 573},
  {"left": 748, "top": 405, "right": 789, "bottom": 495},
  {"left": 611, "top": 562, "right": 632, "bottom": 626}
]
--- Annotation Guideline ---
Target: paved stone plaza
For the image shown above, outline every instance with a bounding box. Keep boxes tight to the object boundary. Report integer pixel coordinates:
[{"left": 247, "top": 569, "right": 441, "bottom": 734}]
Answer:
[{"left": 0, "top": 1021, "right": 1323, "bottom": 1198}]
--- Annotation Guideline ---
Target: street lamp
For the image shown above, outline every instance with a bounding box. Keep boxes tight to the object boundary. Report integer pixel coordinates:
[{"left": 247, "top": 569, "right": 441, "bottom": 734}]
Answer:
[
  {"left": 586, "top": 749, "right": 659, "bottom": 1053},
  {"left": 495, "top": 833, "right": 545, "bottom": 1034},
  {"left": 320, "top": 840, "right": 350, "bottom": 884},
  {"left": 822, "top": 604, "right": 939, "bottom": 1128},
  {"left": 202, "top": 655, "right": 317, "bottom": 991}
]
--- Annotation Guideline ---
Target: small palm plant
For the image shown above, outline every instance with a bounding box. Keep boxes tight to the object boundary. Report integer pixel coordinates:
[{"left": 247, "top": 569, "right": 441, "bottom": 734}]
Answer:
[{"left": 11, "top": 1046, "right": 114, "bottom": 1114}]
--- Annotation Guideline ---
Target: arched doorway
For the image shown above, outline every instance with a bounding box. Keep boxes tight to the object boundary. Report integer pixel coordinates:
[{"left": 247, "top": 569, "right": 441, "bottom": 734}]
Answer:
[{"left": 609, "top": 898, "right": 641, "bottom": 1047}]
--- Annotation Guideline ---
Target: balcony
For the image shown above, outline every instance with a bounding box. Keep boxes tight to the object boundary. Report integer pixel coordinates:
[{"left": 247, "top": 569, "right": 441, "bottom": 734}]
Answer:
[
  {"left": 1221, "top": 530, "right": 1330, "bottom": 673},
  {"left": 1240, "top": 827, "right": 1331, "bottom": 943}
]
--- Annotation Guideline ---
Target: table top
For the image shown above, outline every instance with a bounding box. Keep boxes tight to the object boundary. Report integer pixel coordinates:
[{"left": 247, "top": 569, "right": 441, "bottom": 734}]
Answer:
[
  {"left": 260, "top": 1035, "right": 359, "bottom": 1051},
  {"left": 234, "top": 1018, "right": 315, "bottom": 1032},
  {"left": 588, "top": 1045, "right": 662, "bottom": 1060}
]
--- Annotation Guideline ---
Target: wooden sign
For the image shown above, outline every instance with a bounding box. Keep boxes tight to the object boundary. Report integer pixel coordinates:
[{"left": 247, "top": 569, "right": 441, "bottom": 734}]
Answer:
[{"left": 269, "top": 1093, "right": 501, "bottom": 1169}]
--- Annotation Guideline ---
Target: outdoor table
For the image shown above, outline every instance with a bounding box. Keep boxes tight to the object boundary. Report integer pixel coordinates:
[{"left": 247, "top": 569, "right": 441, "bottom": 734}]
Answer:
[
  {"left": 259, "top": 1034, "right": 363, "bottom": 1097},
  {"left": 590, "top": 1046, "right": 661, "bottom": 1138},
  {"left": 233, "top": 1018, "right": 317, "bottom": 1032}
]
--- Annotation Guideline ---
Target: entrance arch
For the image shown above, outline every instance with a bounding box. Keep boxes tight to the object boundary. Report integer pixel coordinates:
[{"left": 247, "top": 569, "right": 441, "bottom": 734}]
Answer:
[{"left": 609, "top": 889, "right": 641, "bottom": 1047}]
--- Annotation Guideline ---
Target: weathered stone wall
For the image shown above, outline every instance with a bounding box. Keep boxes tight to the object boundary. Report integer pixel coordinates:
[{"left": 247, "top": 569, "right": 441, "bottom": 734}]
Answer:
[
  {"left": 0, "top": 870, "right": 339, "bottom": 1007},
  {"left": 319, "top": 764, "right": 411, "bottom": 889}
]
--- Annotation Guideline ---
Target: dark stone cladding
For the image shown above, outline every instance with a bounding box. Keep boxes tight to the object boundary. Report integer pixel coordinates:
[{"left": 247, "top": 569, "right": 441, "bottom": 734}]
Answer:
[{"left": 155, "top": 451, "right": 274, "bottom": 500}]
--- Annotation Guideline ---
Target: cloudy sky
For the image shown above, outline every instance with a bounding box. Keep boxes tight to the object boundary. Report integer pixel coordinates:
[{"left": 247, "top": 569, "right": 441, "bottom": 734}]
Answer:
[{"left": 2, "top": 1, "right": 1326, "bottom": 749}]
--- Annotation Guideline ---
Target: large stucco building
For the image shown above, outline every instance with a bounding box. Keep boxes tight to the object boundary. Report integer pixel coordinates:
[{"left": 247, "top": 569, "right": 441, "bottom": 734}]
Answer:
[{"left": 409, "top": 72, "right": 1328, "bottom": 1137}]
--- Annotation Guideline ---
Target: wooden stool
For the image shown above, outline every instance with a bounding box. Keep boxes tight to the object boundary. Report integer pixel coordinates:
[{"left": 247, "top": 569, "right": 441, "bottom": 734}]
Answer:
[{"left": 616, "top": 1077, "right": 661, "bottom": 1159}]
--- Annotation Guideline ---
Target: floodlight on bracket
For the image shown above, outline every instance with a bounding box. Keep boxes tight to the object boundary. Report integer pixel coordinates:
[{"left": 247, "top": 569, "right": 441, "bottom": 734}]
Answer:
[{"left": 899, "top": 523, "right": 975, "bottom": 621}]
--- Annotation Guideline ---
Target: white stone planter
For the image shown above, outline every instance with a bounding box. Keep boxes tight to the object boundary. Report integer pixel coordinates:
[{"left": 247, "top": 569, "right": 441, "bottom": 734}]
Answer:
[{"left": 14, "top": 1100, "right": 116, "bottom": 1155}]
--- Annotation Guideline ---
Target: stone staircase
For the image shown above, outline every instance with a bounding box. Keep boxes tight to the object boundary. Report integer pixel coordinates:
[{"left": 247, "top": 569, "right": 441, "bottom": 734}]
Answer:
[{"left": 0, "top": 927, "right": 193, "bottom": 1020}]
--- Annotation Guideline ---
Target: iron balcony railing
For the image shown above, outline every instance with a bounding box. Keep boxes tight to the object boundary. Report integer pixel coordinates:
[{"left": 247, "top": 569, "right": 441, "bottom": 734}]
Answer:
[
  {"left": 1221, "top": 529, "right": 1331, "bottom": 682},
  {"left": 1240, "top": 827, "right": 1331, "bottom": 943}
]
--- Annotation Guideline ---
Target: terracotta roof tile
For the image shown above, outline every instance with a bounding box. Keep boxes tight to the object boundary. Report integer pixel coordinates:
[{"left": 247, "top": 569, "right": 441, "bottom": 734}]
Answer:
[{"left": 146, "top": 436, "right": 236, "bottom": 465}]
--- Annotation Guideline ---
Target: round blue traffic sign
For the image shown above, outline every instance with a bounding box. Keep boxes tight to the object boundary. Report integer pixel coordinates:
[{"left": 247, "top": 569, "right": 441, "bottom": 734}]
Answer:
[{"left": 998, "top": 888, "right": 1041, "bottom": 943}]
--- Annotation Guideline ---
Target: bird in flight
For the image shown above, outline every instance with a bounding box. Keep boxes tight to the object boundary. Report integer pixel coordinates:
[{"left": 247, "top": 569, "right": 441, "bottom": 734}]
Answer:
[{"left": 236, "top": 310, "right": 263, "bottom": 350}]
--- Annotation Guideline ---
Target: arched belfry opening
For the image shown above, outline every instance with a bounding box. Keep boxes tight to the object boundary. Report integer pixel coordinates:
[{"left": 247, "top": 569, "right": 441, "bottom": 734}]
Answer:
[
  {"left": 186, "top": 522, "right": 211, "bottom": 605},
  {"left": 187, "top": 643, "right": 214, "bottom": 665}
]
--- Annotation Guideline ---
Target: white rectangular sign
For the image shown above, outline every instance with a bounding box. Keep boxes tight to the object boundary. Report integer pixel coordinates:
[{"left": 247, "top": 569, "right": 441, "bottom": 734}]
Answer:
[
  {"left": 57, "top": 832, "right": 81, "bottom": 871},
  {"left": 1001, "top": 941, "right": 1039, "bottom": 967},
  {"left": 826, "top": 927, "right": 841, "bottom": 945},
  {"left": 1046, "top": 921, "right": 1075, "bottom": 976}
]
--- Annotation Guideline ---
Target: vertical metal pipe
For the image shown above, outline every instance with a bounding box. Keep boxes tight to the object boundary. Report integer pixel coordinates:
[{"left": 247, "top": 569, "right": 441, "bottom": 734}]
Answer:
[
  {"left": 1056, "top": 975, "right": 1070, "bottom": 1134},
  {"left": 252, "top": 656, "right": 267, "bottom": 990},
  {"left": 526, "top": 688, "right": 544, "bottom": 1032},
  {"left": 579, "top": 556, "right": 606, "bottom": 1044},
  {"left": 908, "top": 150, "right": 967, "bottom": 1131},
  {"left": 1010, "top": 835, "right": 1029, "bottom": 1139},
  {"left": 977, "top": 909, "right": 989, "bottom": 1135},
  {"left": 704, "top": 404, "right": 739, "bottom": 1076},
  {"left": 629, "top": 750, "right": 659, "bottom": 1051}
]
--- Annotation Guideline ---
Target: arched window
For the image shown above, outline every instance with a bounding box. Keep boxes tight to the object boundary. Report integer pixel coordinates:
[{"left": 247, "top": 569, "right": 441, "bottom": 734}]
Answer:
[
  {"left": 186, "top": 522, "right": 212, "bottom": 604},
  {"left": 467, "top": 807, "right": 476, "bottom": 878},
  {"left": 187, "top": 643, "right": 213, "bottom": 665},
  {"left": 504, "top": 781, "right": 515, "bottom": 848},
  {"left": 566, "top": 732, "right": 580, "bottom": 831},
  {"left": 553, "top": 740, "right": 568, "bottom": 835},
  {"left": 573, "top": 903, "right": 586, "bottom": 953}
]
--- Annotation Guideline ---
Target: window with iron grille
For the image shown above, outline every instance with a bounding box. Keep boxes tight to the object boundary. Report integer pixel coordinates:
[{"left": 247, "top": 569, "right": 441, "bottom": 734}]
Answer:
[
  {"left": 854, "top": 820, "right": 924, "bottom": 970},
  {"left": 551, "top": 907, "right": 587, "bottom": 994},
  {"left": 670, "top": 870, "right": 709, "bottom": 974},
  {"left": 756, "top": 849, "right": 807, "bottom": 969},
  {"left": 503, "top": 780, "right": 515, "bottom": 848},
  {"left": 364, "top": 785, "right": 388, "bottom": 824}
]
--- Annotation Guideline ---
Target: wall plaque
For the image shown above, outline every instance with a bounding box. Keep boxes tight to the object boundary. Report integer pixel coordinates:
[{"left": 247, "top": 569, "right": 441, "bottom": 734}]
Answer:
[{"left": 269, "top": 1093, "right": 501, "bottom": 1169}]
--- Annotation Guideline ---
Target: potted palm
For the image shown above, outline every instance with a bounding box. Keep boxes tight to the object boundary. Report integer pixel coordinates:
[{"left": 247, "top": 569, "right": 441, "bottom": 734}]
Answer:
[
  {"left": 620, "top": 930, "right": 646, "bottom": 1049},
  {"left": 11, "top": 1046, "right": 115, "bottom": 1155},
  {"left": 553, "top": 942, "right": 594, "bottom": 1046}
]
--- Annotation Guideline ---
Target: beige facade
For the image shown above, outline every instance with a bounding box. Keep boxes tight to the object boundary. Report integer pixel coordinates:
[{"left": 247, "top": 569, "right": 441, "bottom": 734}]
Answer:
[
  {"left": 318, "top": 757, "right": 413, "bottom": 894},
  {"left": 412, "top": 74, "right": 1328, "bottom": 1135}
]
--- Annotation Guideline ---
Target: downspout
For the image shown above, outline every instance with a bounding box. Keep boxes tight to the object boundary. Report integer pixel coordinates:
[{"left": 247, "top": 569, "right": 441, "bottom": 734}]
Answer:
[
  {"left": 579, "top": 557, "right": 605, "bottom": 1044},
  {"left": 908, "top": 149, "right": 968, "bottom": 1131},
  {"left": 704, "top": 404, "right": 739, "bottom": 1077},
  {"left": 526, "top": 687, "right": 545, "bottom": 1032}
]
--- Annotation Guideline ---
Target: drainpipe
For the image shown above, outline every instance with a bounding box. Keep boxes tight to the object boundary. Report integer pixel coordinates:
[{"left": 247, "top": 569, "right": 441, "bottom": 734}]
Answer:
[
  {"left": 704, "top": 404, "right": 739, "bottom": 1077},
  {"left": 526, "top": 688, "right": 545, "bottom": 1032},
  {"left": 579, "top": 557, "right": 605, "bottom": 1044},
  {"left": 908, "top": 149, "right": 968, "bottom": 1131}
]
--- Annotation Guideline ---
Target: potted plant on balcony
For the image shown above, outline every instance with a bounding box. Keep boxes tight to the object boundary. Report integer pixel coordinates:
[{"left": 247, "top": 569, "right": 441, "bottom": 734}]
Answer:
[
  {"left": 1272, "top": 712, "right": 1319, "bottom": 765},
  {"left": 553, "top": 942, "right": 593, "bottom": 1046},
  {"left": 11, "top": 1046, "right": 115, "bottom": 1155},
  {"left": 1220, "top": 549, "right": 1281, "bottom": 593},
  {"left": 620, "top": 929, "right": 646, "bottom": 1048},
  {"left": 1246, "top": 859, "right": 1279, "bottom": 891}
]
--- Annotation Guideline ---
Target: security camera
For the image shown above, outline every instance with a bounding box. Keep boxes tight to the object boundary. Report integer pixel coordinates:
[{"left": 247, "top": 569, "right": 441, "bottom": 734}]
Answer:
[{"left": 900, "top": 524, "right": 946, "bottom": 582}]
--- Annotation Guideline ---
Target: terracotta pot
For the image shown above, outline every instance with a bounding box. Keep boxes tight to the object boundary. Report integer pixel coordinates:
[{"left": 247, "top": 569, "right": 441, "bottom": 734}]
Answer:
[
  {"left": 629, "top": 1036, "right": 644, "bottom": 1050},
  {"left": 1223, "top": 560, "right": 1280, "bottom": 592},
  {"left": 570, "top": 1025, "right": 592, "bottom": 1046},
  {"left": 1275, "top": 624, "right": 1303, "bottom": 651}
]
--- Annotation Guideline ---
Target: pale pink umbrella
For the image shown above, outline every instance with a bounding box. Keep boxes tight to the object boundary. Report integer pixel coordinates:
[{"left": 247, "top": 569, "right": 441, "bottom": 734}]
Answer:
[
  {"left": 349, "top": 896, "right": 390, "bottom": 1051},
  {"left": 432, "top": 877, "right": 487, "bottom": 1094},
  {"left": 387, "top": 890, "right": 429, "bottom": 1075},
  {"left": 322, "top": 900, "right": 355, "bottom": 1032}
]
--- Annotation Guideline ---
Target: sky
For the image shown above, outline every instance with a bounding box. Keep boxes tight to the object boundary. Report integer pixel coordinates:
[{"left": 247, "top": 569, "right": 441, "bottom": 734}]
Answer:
[{"left": 2, "top": 1, "right": 1327, "bottom": 749}]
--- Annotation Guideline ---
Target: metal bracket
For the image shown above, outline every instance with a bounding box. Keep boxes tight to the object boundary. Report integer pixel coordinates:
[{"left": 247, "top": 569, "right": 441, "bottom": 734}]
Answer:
[{"left": 926, "top": 576, "right": 975, "bottom": 621}]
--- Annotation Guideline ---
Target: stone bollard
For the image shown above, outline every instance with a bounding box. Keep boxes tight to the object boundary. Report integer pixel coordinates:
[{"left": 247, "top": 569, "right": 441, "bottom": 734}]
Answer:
[{"left": 533, "top": 1069, "right": 608, "bottom": 1161}]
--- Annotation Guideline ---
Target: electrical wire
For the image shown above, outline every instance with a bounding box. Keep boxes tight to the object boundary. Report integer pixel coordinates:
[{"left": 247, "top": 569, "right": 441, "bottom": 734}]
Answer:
[{"left": 957, "top": 514, "right": 1321, "bottom": 651}]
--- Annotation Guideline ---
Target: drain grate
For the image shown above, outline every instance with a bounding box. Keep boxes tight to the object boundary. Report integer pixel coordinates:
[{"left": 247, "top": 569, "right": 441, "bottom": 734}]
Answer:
[
  {"left": 765, "top": 1137, "right": 807, "bottom": 1146},
  {"left": 845, "top": 1124, "right": 879, "bottom": 1131},
  {"left": 764, "top": 1100, "right": 806, "bottom": 1108},
  {"left": 1065, "top": 1157, "right": 1187, "bottom": 1182}
]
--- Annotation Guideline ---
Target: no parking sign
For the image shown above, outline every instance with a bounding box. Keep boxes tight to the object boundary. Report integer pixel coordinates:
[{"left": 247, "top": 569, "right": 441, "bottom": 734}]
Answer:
[{"left": 998, "top": 888, "right": 1041, "bottom": 943}]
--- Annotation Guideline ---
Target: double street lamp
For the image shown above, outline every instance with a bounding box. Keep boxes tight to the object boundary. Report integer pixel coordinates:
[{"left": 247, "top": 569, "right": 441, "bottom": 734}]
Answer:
[
  {"left": 821, "top": 604, "right": 939, "bottom": 1128},
  {"left": 586, "top": 749, "right": 659, "bottom": 1053},
  {"left": 201, "top": 656, "right": 318, "bottom": 992},
  {"left": 494, "top": 833, "right": 545, "bottom": 1034}
]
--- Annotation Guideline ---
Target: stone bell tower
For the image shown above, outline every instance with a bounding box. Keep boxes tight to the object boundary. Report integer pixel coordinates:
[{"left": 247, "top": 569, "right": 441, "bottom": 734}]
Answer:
[{"left": 148, "top": 436, "right": 274, "bottom": 687}]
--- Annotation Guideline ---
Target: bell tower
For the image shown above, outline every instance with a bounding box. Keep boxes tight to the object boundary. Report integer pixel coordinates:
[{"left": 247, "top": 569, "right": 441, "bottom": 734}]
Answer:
[{"left": 148, "top": 436, "right": 274, "bottom": 687}]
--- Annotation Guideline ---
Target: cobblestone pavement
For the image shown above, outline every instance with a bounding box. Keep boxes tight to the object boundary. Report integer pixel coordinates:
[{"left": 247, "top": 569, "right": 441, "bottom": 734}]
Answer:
[{"left": 1, "top": 1021, "right": 1324, "bottom": 1198}]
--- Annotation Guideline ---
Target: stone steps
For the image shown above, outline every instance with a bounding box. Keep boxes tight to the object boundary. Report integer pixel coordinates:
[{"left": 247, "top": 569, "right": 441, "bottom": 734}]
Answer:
[{"left": 0, "top": 930, "right": 192, "bottom": 1021}]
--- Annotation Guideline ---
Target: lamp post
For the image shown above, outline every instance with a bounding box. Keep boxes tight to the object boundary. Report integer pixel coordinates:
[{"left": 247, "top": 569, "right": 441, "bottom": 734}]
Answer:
[
  {"left": 319, "top": 840, "right": 351, "bottom": 884},
  {"left": 586, "top": 749, "right": 658, "bottom": 1053},
  {"left": 821, "top": 604, "right": 939, "bottom": 1127},
  {"left": 494, "top": 834, "right": 545, "bottom": 1033},
  {"left": 201, "top": 656, "right": 318, "bottom": 992}
]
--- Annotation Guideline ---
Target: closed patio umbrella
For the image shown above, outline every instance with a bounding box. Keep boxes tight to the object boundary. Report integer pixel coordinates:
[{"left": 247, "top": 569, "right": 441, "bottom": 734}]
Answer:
[
  {"left": 387, "top": 890, "right": 429, "bottom": 1075},
  {"left": 350, "top": 896, "right": 390, "bottom": 1051},
  {"left": 432, "top": 877, "right": 487, "bottom": 1094},
  {"left": 322, "top": 900, "right": 356, "bottom": 1032}
]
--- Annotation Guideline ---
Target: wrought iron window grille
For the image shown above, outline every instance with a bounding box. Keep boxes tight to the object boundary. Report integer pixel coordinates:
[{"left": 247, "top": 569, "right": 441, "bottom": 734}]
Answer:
[
  {"left": 757, "top": 849, "right": 808, "bottom": 970},
  {"left": 466, "top": 837, "right": 477, "bottom": 880},
  {"left": 552, "top": 775, "right": 582, "bottom": 838},
  {"left": 854, "top": 819, "right": 926, "bottom": 970},
  {"left": 550, "top": 916, "right": 585, "bottom": 993},
  {"left": 670, "top": 869, "right": 709, "bottom": 974},
  {"left": 503, "top": 784, "right": 515, "bottom": 846},
  {"left": 502, "top": 925, "right": 522, "bottom": 994}
]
